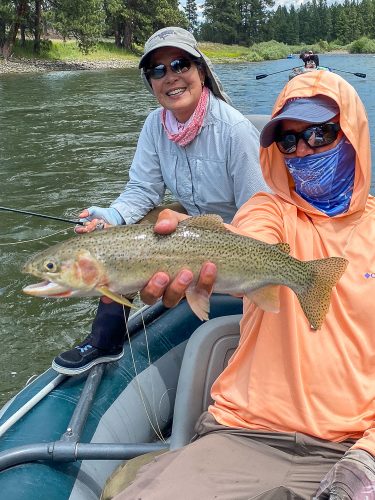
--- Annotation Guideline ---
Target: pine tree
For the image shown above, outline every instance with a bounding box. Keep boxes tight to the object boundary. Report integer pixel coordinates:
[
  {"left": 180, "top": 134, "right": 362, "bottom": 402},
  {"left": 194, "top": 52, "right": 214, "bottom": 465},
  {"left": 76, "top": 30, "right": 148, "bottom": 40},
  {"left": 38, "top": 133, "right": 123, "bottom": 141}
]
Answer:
[
  {"left": 185, "top": 0, "right": 198, "bottom": 34},
  {"left": 201, "top": 0, "right": 240, "bottom": 44}
]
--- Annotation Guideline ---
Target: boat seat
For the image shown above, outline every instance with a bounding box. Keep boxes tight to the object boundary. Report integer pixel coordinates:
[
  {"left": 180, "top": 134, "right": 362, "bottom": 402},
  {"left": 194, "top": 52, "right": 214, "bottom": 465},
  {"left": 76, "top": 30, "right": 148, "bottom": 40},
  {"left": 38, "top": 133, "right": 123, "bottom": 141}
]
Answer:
[
  {"left": 246, "top": 114, "right": 270, "bottom": 132},
  {"left": 100, "top": 314, "right": 242, "bottom": 500},
  {"left": 169, "top": 314, "right": 242, "bottom": 449}
]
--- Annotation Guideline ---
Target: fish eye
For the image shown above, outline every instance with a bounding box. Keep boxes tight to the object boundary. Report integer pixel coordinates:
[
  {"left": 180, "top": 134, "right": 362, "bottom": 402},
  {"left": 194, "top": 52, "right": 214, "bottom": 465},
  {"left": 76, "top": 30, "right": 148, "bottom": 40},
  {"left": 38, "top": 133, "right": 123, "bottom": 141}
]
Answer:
[{"left": 44, "top": 259, "right": 57, "bottom": 272}]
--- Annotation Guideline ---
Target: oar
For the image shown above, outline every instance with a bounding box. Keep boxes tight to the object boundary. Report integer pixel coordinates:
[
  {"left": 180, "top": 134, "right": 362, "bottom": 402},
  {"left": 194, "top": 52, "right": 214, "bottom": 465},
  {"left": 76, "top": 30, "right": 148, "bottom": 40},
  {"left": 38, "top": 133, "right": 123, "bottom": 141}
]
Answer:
[
  {"left": 256, "top": 67, "right": 366, "bottom": 80},
  {"left": 0, "top": 206, "right": 84, "bottom": 225},
  {"left": 327, "top": 68, "right": 366, "bottom": 78},
  {"left": 256, "top": 67, "right": 301, "bottom": 80}
]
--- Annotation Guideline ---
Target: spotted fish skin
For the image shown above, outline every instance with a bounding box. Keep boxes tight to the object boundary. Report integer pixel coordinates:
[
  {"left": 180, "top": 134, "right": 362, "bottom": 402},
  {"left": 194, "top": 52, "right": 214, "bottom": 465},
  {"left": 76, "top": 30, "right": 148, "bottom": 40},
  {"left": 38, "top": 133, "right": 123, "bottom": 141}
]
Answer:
[{"left": 23, "top": 215, "right": 348, "bottom": 329}]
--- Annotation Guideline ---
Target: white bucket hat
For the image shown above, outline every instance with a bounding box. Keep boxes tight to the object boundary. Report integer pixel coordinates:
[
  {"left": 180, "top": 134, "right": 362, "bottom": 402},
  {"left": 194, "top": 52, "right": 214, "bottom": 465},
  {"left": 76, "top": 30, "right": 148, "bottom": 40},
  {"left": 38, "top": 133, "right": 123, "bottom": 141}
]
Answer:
[{"left": 139, "top": 27, "right": 231, "bottom": 104}]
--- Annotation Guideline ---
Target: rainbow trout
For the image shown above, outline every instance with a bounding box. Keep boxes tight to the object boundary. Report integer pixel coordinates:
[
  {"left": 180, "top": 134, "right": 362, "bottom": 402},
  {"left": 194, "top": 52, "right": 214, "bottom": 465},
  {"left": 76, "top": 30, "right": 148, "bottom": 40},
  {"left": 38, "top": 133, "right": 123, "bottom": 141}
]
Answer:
[{"left": 23, "top": 215, "right": 348, "bottom": 329}]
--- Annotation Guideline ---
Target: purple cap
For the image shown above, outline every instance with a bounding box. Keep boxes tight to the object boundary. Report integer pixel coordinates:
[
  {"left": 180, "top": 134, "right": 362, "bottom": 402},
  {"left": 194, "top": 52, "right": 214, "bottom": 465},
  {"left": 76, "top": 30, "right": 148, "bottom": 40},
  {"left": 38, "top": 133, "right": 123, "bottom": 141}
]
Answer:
[{"left": 260, "top": 95, "right": 339, "bottom": 148}]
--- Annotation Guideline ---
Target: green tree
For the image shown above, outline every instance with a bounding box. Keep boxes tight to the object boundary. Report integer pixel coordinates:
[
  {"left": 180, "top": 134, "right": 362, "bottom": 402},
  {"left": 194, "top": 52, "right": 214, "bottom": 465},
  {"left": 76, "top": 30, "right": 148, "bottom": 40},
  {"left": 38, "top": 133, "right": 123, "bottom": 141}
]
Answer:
[
  {"left": 106, "top": 0, "right": 186, "bottom": 50},
  {"left": 358, "top": 0, "right": 375, "bottom": 37},
  {"left": 266, "top": 0, "right": 374, "bottom": 45},
  {"left": 0, "top": 0, "right": 29, "bottom": 58},
  {"left": 185, "top": 0, "right": 198, "bottom": 34},
  {"left": 335, "top": 4, "right": 351, "bottom": 44},
  {"left": 286, "top": 5, "right": 299, "bottom": 45},
  {"left": 201, "top": 0, "right": 241, "bottom": 44},
  {"left": 269, "top": 6, "right": 290, "bottom": 44},
  {"left": 0, "top": 0, "right": 14, "bottom": 50},
  {"left": 47, "top": 0, "right": 105, "bottom": 53},
  {"left": 238, "top": 0, "right": 275, "bottom": 45}
]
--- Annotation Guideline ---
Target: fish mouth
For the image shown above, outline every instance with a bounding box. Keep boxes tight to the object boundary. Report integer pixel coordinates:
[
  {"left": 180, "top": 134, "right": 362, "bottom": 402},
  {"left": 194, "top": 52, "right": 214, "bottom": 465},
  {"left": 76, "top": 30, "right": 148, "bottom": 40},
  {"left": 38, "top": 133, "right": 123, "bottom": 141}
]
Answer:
[{"left": 23, "top": 281, "right": 75, "bottom": 298}]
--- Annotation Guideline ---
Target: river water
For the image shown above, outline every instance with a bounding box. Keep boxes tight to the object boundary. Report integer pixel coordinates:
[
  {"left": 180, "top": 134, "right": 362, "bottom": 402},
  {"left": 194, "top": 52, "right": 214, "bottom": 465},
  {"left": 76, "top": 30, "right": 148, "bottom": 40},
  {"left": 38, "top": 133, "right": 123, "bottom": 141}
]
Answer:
[{"left": 0, "top": 53, "right": 374, "bottom": 406}]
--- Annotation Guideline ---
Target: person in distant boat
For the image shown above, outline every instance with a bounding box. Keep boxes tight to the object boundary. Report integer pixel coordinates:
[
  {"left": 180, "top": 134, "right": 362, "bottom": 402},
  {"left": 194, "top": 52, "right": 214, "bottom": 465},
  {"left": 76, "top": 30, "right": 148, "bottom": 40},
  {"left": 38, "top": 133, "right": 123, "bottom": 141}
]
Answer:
[
  {"left": 290, "top": 50, "right": 320, "bottom": 78},
  {"left": 300, "top": 49, "right": 320, "bottom": 67},
  {"left": 52, "top": 27, "right": 267, "bottom": 375},
  {"left": 291, "top": 51, "right": 329, "bottom": 79},
  {"left": 115, "top": 71, "right": 375, "bottom": 499}
]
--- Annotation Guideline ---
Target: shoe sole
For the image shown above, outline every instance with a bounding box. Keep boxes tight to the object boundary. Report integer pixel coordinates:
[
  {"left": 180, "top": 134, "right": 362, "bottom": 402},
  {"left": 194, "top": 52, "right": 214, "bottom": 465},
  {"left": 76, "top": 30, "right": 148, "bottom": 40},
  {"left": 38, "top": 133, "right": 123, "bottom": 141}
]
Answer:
[{"left": 51, "top": 349, "right": 124, "bottom": 376}]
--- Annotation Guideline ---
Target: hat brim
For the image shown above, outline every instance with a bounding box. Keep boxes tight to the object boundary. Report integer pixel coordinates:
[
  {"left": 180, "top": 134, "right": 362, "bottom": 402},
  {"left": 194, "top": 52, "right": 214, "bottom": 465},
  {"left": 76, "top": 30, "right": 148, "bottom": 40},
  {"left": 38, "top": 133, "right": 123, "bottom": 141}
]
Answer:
[
  {"left": 260, "top": 100, "right": 338, "bottom": 148},
  {"left": 139, "top": 42, "right": 201, "bottom": 68}
]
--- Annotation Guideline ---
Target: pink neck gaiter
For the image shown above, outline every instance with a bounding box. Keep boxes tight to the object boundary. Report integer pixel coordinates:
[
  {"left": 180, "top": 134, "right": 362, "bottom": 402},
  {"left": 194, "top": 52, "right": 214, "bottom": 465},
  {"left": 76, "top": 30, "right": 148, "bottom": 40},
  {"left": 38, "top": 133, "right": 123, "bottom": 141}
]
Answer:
[{"left": 161, "top": 86, "right": 210, "bottom": 147}]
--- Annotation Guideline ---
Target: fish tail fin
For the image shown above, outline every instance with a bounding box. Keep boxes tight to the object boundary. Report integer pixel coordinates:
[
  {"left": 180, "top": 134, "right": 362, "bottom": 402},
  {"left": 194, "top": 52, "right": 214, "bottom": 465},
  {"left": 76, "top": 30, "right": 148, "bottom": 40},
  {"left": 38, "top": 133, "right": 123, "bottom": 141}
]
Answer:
[{"left": 295, "top": 257, "right": 348, "bottom": 330}]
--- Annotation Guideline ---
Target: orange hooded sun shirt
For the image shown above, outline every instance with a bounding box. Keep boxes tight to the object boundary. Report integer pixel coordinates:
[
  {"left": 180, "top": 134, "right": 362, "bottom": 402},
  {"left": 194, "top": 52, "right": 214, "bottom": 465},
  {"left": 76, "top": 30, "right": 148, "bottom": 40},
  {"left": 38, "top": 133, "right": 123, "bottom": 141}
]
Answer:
[{"left": 209, "top": 70, "right": 375, "bottom": 455}]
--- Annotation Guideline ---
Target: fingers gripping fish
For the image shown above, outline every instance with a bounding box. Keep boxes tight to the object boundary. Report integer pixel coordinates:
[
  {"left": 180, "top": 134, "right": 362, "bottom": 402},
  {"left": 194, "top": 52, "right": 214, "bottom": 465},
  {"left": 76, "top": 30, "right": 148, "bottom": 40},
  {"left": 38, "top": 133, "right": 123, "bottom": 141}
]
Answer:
[{"left": 22, "top": 215, "right": 348, "bottom": 330}]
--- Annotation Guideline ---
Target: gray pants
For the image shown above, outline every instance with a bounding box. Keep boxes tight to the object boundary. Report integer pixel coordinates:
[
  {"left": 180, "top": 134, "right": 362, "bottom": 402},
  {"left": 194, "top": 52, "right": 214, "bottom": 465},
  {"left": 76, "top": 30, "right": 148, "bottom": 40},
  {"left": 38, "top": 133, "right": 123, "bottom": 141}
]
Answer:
[{"left": 113, "top": 412, "right": 354, "bottom": 500}]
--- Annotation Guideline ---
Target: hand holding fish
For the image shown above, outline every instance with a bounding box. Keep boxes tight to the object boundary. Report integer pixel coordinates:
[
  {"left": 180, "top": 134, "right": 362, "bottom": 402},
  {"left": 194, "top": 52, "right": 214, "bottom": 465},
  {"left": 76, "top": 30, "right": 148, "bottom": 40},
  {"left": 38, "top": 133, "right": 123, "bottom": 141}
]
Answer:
[
  {"left": 140, "top": 210, "right": 217, "bottom": 308},
  {"left": 75, "top": 206, "right": 124, "bottom": 234}
]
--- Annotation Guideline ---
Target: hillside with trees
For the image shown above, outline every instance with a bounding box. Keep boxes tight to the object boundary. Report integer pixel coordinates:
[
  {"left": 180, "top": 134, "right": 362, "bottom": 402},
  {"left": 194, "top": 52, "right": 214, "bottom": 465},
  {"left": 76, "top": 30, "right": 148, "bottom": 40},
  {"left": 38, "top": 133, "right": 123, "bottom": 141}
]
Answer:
[{"left": 1, "top": 0, "right": 375, "bottom": 60}]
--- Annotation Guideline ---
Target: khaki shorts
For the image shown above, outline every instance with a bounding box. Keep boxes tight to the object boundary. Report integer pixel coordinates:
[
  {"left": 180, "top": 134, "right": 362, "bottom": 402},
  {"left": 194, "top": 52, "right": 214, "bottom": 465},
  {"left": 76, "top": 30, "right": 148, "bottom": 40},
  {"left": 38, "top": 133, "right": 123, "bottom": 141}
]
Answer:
[{"left": 112, "top": 412, "right": 353, "bottom": 500}]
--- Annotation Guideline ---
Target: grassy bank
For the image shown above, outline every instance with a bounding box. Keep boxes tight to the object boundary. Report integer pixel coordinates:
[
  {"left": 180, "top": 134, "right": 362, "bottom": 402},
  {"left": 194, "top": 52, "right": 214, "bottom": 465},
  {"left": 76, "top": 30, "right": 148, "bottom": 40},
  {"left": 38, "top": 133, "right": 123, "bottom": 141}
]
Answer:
[
  {"left": 12, "top": 38, "right": 140, "bottom": 63},
  {"left": 9, "top": 38, "right": 352, "bottom": 65},
  {"left": 3, "top": 36, "right": 374, "bottom": 73}
]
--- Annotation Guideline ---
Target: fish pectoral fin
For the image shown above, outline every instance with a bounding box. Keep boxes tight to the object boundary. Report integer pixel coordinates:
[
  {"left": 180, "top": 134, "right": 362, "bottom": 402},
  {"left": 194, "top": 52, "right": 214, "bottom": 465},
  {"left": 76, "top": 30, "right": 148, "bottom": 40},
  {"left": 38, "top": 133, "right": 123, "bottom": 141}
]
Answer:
[
  {"left": 96, "top": 287, "right": 136, "bottom": 308},
  {"left": 246, "top": 285, "right": 280, "bottom": 313},
  {"left": 185, "top": 288, "right": 210, "bottom": 321},
  {"left": 180, "top": 214, "right": 227, "bottom": 232}
]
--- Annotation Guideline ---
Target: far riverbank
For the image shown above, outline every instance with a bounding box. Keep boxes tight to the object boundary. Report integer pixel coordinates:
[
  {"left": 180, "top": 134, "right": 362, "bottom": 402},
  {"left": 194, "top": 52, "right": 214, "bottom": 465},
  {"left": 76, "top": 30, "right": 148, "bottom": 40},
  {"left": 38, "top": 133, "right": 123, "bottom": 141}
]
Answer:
[
  {"left": 0, "top": 38, "right": 351, "bottom": 75},
  {"left": 0, "top": 52, "right": 347, "bottom": 75}
]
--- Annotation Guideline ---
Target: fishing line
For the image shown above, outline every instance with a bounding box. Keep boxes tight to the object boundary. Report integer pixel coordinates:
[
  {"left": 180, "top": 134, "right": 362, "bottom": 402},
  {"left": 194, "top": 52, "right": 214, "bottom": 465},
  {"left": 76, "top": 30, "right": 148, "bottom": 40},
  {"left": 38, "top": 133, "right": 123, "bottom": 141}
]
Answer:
[
  {"left": 0, "top": 227, "right": 74, "bottom": 246},
  {"left": 123, "top": 302, "right": 167, "bottom": 444},
  {"left": 140, "top": 304, "right": 166, "bottom": 442}
]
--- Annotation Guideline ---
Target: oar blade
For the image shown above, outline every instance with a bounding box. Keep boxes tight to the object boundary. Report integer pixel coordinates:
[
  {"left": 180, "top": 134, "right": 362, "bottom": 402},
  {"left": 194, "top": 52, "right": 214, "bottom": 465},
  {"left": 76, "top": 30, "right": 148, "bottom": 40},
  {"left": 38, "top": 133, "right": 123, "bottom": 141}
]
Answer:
[
  {"left": 328, "top": 67, "right": 367, "bottom": 79},
  {"left": 255, "top": 74, "right": 268, "bottom": 80}
]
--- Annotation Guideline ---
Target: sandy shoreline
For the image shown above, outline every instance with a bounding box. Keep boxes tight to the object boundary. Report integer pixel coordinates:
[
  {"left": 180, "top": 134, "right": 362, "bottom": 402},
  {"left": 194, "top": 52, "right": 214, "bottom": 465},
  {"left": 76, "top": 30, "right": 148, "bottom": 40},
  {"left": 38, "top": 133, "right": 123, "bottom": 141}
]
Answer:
[{"left": 0, "top": 57, "right": 138, "bottom": 75}]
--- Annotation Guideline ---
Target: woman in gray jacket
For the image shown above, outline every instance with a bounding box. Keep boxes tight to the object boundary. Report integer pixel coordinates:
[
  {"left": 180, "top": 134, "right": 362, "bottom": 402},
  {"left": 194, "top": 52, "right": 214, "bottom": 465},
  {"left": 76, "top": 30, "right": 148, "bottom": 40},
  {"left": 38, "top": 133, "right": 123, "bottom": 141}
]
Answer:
[{"left": 52, "top": 26, "right": 267, "bottom": 375}]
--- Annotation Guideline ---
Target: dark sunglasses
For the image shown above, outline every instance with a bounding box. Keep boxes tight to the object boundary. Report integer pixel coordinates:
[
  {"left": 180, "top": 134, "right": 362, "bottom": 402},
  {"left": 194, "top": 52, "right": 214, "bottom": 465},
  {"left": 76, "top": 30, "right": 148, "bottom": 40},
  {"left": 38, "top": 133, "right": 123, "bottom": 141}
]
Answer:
[
  {"left": 275, "top": 122, "right": 341, "bottom": 154},
  {"left": 144, "top": 57, "right": 196, "bottom": 80}
]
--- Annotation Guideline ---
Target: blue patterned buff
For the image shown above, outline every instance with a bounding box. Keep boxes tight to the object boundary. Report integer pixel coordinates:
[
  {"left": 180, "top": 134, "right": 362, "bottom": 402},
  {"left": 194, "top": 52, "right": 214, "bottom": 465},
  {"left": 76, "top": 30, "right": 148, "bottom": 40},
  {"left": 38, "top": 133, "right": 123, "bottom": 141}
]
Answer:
[{"left": 284, "top": 137, "right": 356, "bottom": 216}]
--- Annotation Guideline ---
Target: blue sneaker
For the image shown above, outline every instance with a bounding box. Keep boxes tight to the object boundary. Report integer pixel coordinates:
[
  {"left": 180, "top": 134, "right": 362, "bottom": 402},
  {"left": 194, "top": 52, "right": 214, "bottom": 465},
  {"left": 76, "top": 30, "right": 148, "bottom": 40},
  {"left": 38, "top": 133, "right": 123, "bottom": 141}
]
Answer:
[{"left": 52, "top": 340, "right": 124, "bottom": 375}]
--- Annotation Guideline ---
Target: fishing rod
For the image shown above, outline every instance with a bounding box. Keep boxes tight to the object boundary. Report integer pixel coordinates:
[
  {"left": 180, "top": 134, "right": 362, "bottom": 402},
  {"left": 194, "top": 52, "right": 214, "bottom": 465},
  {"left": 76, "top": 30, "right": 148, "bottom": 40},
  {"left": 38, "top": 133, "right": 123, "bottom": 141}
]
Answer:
[
  {"left": 256, "top": 67, "right": 366, "bottom": 80},
  {"left": 0, "top": 206, "right": 84, "bottom": 225}
]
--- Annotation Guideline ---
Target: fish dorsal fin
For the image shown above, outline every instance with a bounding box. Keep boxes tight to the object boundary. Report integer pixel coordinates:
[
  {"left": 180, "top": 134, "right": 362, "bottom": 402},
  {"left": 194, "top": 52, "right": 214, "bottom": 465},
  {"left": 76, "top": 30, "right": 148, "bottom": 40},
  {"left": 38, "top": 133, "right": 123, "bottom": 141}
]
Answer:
[
  {"left": 246, "top": 285, "right": 280, "bottom": 313},
  {"left": 179, "top": 214, "right": 227, "bottom": 232},
  {"left": 273, "top": 242, "right": 290, "bottom": 254}
]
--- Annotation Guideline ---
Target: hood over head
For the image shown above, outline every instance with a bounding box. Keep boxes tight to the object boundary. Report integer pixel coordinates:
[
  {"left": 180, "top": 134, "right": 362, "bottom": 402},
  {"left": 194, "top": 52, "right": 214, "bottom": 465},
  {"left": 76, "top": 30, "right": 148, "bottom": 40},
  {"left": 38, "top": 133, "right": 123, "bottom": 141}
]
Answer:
[
  {"left": 259, "top": 70, "right": 371, "bottom": 217},
  {"left": 139, "top": 27, "right": 231, "bottom": 105}
]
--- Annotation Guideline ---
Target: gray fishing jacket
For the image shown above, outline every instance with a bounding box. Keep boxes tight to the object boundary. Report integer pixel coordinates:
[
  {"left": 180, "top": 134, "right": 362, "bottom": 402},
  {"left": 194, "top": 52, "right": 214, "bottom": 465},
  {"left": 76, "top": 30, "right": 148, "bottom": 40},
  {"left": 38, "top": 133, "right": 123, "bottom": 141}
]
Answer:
[{"left": 111, "top": 92, "right": 267, "bottom": 224}]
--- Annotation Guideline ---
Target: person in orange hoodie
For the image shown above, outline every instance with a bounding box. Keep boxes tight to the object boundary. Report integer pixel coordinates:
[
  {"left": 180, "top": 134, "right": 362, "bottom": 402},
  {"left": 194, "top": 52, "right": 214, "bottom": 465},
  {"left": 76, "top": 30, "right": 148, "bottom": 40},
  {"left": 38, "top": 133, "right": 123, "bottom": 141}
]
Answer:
[{"left": 113, "top": 71, "right": 375, "bottom": 499}]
